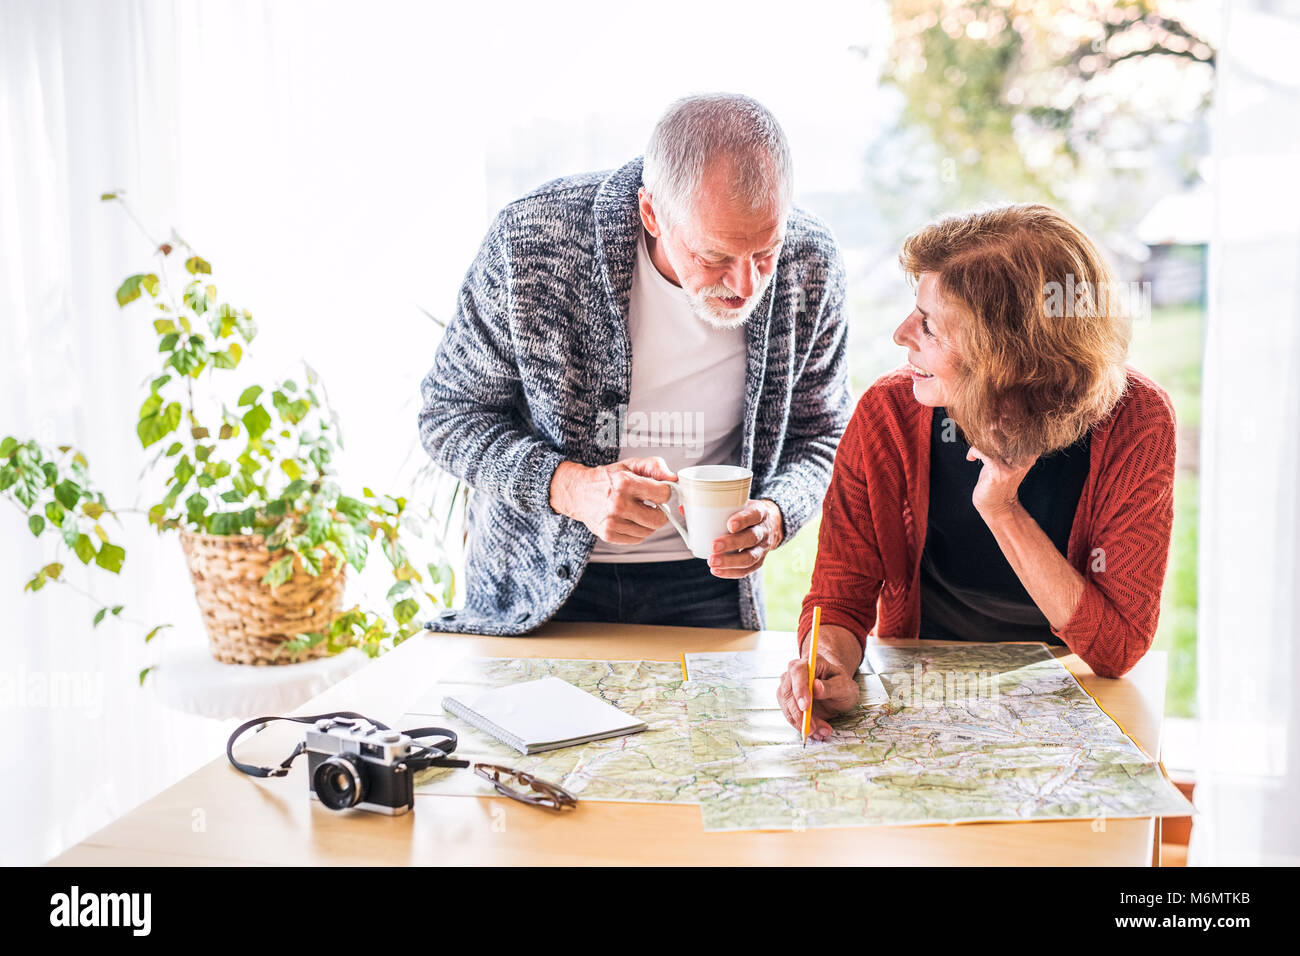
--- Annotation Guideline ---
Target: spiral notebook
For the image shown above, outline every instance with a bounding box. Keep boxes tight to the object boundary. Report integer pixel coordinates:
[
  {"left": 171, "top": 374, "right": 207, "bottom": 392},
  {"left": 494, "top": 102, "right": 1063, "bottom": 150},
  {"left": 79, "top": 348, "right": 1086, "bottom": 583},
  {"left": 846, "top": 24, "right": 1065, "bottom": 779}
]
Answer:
[{"left": 441, "top": 676, "right": 648, "bottom": 755}]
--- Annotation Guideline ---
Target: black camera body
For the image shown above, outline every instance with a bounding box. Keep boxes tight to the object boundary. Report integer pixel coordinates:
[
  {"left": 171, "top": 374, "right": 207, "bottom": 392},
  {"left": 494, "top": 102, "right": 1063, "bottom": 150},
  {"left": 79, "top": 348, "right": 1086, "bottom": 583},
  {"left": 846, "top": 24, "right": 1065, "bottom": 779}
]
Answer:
[{"left": 304, "top": 717, "right": 415, "bottom": 815}]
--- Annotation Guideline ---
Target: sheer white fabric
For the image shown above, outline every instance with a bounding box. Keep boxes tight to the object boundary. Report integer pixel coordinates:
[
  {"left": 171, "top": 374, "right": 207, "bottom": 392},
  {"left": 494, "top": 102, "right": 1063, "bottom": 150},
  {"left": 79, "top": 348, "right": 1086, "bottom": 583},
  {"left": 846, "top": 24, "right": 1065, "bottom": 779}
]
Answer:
[
  {"left": 2, "top": 0, "right": 879, "bottom": 865},
  {"left": 1190, "top": 0, "right": 1300, "bottom": 866},
  {"left": 0, "top": 0, "right": 488, "bottom": 865}
]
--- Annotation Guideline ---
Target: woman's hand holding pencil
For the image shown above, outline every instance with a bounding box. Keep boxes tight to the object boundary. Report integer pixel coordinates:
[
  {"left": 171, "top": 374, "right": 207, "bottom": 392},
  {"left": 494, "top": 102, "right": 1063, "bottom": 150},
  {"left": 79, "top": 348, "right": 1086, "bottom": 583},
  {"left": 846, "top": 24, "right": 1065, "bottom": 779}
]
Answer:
[{"left": 776, "top": 617, "right": 865, "bottom": 742}]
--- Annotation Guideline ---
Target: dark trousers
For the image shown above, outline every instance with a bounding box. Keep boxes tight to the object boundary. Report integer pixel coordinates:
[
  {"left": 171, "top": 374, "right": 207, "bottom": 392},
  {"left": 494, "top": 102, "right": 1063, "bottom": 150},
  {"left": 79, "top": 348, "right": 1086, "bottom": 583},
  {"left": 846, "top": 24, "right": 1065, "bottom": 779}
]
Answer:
[{"left": 551, "top": 558, "right": 743, "bottom": 629}]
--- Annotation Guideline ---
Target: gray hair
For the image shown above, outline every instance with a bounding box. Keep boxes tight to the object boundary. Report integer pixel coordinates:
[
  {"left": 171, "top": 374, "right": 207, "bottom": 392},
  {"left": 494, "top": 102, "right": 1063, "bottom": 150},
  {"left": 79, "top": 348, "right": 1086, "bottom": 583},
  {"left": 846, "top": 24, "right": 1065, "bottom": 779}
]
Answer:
[{"left": 642, "top": 93, "right": 792, "bottom": 229}]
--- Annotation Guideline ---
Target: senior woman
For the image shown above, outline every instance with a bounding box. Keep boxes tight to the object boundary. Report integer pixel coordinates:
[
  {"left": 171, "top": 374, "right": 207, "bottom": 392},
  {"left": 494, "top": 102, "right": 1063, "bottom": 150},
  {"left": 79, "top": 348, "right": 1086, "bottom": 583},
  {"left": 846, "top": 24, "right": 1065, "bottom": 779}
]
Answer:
[{"left": 778, "top": 203, "right": 1176, "bottom": 739}]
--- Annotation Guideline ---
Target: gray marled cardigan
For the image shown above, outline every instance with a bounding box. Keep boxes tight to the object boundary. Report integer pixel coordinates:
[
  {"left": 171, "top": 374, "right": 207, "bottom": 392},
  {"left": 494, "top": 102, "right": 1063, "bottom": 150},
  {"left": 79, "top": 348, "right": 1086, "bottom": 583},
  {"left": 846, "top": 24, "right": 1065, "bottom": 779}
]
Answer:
[{"left": 418, "top": 157, "right": 850, "bottom": 635}]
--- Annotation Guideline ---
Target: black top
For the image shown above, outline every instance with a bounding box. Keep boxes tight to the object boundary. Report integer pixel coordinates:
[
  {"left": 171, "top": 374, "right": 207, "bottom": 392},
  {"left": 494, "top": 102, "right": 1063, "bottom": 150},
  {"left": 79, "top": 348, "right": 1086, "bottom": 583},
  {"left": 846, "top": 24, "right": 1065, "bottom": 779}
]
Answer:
[{"left": 919, "top": 407, "right": 1090, "bottom": 645}]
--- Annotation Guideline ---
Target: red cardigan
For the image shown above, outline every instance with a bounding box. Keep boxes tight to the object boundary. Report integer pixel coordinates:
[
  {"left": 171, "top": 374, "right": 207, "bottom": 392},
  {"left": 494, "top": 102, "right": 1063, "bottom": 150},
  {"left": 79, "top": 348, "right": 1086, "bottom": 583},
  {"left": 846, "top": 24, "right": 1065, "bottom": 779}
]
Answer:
[{"left": 797, "top": 367, "right": 1177, "bottom": 678}]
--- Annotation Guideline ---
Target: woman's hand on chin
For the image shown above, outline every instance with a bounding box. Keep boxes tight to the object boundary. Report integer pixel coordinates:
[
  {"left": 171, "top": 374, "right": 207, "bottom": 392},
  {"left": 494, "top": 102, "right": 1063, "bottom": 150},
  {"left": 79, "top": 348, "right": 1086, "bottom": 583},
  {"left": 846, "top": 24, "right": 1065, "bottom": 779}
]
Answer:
[{"left": 966, "top": 445, "right": 1036, "bottom": 522}]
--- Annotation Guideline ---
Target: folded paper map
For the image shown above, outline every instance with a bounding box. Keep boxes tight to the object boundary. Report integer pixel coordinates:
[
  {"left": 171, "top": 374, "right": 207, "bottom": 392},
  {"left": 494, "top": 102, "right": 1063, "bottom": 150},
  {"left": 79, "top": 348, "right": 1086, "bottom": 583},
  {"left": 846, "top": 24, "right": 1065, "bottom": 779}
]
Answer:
[{"left": 406, "top": 645, "right": 1194, "bottom": 831}]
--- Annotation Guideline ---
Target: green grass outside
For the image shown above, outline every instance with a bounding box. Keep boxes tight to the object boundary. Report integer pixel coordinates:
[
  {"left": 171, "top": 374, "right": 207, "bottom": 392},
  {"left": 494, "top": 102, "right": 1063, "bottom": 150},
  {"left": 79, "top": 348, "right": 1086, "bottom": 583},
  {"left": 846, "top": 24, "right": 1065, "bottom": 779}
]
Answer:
[{"left": 762, "top": 304, "right": 1202, "bottom": 716}]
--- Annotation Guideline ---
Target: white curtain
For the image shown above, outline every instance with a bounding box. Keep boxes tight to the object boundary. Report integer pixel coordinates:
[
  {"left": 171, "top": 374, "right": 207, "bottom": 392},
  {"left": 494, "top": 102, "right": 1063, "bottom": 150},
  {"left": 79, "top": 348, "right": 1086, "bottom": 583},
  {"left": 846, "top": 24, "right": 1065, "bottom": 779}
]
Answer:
[
  {"left": 0, "top": 0, "right": 491, "bottom": 865},
  {"left": 2, "top": 0, "right": 881, "bottom": 865},
  {"left": 1191, "top": 0, "right": 1300, "bottom": 866}
]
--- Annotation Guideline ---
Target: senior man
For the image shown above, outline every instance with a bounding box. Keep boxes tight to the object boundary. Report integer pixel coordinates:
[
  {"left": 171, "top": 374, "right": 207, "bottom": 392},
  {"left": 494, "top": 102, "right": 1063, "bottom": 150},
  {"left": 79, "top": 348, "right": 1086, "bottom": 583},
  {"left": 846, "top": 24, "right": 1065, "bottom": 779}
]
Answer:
[{"left": 418, "top": 93, "right": 850, "bottom": 635}]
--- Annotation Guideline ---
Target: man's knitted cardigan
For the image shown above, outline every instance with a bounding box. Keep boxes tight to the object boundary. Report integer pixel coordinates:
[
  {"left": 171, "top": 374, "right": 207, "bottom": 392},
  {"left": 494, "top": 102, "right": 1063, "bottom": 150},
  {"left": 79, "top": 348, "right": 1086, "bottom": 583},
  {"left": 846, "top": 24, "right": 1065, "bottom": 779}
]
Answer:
[
  {"left": 798, "top": 368, "right": 1177, "bottom": 678},
  {"left": 419, "top": 157, "right": 851, "bottom": 635}
]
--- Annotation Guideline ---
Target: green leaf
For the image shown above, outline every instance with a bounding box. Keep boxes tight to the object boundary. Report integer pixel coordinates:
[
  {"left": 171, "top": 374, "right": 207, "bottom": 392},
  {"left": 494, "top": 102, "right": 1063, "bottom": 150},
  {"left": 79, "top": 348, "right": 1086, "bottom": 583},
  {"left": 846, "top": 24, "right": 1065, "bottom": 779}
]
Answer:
[
  {"left": 41, "top": 562, "right": 63, "bottom": 580},
  {"left": 305, "top": 506, "right": 330, "bottom": 544},
  {"left": 137, "top": 401, "right": 182, "bottom": 448},
  {"left": 93, "top": 608, "right": 107, "bottom": 627},
  {"left": 335, "top": 496, "right": 368, "bottom": 521},
  {"left": 153, "top": 318, "right": 177, "bottom": 335},
  {"left": 320, "top": 540, "right": 345, "bottom": 570},
  {"left": 382, "top": 536, "right": 409, "bottom": 570},
  {"left": 185, "top": 255, "right": 212, "bottom": 275},
  {"left": 0, "top": 437, "right": 16, "bottom": 458},
  {"left": 183, "top": 282, "right": 211, "bottom": 315},
  {"left": 73, "top": 534, "right": 95, "bottom": 564},
  {"left": 138, "top": 667, "right": 154, "bottom": 687},
  {"left": 111, "top": 605, "right": 123, "bottom": 616},
  {"left": 12, "top": 472, "right": 39, "bottom": 508},
  {"left": 169, "top": 344, "right": 201, "bottom": 376},
  {"left": 157, "top": 332, "right": 179, "bottom": 352},
  {"left": 41, "top": 461, "right": 58, "bottom": 486},
  {"left": 429, "top": 562, "right": 455, "bottom": 605},
  {"left": 186, "top": 492, "right": 208, "bottom": 524},
  {"left": 299, "top": 547, "right": 324, "bottom": 576},
  {"left": 44, "top": 500, "right": 65, "bottom": 526},
  {"left": 211, "top": 303, "right": 239, "bottom": 339},
  {"left": 231, "top": 470, "right": 255, "bottom": 497},
  {"left": 242, "top": 404, "right": 271, "bottom": 440},
  {"left": 339, "top": 527, "right": 368, "bottom": 572},
  {"left": 386, "top": 580, "right": 413, "bottom": 600},
  {"left": 95, "top": 542, "right": 126, "bottom": 574},
  {"left": 141, "top": 273, "right": 160, "bottom": 296},
  {"left": 237, "top": 309, "right": 257, "bottom": 342},
  {"left": 262, "top": 554, "right": 294, "bottom": 589},
  {"left": 280, "top": 459, "right": 302, "bottom": 481},
  {"left": 28, "top": 514, "right": 44, "bottom": 536},
  {"left": 172, "top": 456, "right": 194, "bottom": 490},
  {"left": 237, "top": 385, "right": 262, "bottom": 407},
  {"left": 272, "top": 390, "right": 292, "bottom": 421},
  {"left": 54, "top": 479, "right": 81, "bottom": 510},
  {"left": 139, "top": 393, "right": 163, "bottom": 421},
  {"left": 115, "top": 274, "right": 147, "bottom": 307},
  {"left": 393, "top": 598, "right": 419, "bottom": 625},
  {"left": 164, "top": 442, "right": 183, "bottom": 457},
  {"left": 144, "top": 623, "right": 172, "bottom": 643},
  {"left": 81, "top": 500, "right": 105, "bottom": 519},
  {"left": 150, "top": 374, "right": 172, "bottom": 393},
  {"left": 212, "top": 343, "right": 241, "bottom": 369}
]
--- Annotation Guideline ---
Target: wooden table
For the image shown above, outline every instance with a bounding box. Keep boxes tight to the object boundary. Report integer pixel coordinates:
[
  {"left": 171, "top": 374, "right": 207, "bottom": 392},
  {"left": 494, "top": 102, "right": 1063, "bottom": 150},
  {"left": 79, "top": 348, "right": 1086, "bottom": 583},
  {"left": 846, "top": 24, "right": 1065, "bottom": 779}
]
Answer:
[{"left": 50, "top": 623, "right": 1169, "bottom": 866}]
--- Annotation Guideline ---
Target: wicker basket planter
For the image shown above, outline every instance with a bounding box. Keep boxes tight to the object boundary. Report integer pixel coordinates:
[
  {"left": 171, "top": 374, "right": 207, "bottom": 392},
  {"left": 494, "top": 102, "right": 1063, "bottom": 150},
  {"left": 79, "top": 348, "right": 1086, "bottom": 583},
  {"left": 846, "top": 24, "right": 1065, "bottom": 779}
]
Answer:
[{"left": 179, "top": 530, "right": 345, "bottom": 665}]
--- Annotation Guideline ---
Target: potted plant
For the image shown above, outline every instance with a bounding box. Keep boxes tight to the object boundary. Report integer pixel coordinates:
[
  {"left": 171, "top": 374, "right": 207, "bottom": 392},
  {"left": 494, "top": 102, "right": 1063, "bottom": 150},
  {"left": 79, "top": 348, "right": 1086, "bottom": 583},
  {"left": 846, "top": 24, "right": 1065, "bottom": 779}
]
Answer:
[{"left": 1, "top": 192, "right": 459, "bottom": 675}]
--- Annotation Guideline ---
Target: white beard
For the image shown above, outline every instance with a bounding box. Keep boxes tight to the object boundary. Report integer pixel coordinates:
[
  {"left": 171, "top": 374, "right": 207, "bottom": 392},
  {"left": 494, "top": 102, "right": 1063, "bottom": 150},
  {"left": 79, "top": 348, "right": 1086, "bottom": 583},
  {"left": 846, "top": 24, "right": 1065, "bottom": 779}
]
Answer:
[{"left": 686, "top": 271, "right": 773, "bottom": 330}]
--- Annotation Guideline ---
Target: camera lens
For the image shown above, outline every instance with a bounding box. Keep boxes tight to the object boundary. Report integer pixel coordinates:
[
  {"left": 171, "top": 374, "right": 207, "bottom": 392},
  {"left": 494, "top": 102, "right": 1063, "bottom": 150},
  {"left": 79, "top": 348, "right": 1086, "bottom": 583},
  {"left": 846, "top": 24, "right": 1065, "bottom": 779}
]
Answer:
[{"left": 313, "top": 753, "right": 367, "bottom": 811}]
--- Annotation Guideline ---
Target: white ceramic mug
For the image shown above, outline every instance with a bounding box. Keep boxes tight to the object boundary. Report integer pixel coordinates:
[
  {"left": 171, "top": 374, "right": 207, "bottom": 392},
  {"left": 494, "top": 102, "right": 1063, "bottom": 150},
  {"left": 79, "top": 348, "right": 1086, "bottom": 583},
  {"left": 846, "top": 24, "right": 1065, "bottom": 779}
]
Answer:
[{"left": 659, "top": 465, "right": 753, "bottom": 560}]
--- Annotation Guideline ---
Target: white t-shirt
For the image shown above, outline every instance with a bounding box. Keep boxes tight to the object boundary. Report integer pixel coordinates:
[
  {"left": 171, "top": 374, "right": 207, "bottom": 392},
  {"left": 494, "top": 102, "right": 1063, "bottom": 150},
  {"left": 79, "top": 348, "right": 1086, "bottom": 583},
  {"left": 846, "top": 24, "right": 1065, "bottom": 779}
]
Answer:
[{"left": 588, "top": 228, "right": 748, "bottom": 563}]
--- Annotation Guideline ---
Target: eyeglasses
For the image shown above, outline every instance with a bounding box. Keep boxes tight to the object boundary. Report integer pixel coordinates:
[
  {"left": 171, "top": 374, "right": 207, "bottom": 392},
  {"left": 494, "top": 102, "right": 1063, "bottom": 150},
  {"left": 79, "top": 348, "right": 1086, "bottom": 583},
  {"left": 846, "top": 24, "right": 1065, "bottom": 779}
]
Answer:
[{"left": 472, "top": 763, "right": 578, "bottom": 812}]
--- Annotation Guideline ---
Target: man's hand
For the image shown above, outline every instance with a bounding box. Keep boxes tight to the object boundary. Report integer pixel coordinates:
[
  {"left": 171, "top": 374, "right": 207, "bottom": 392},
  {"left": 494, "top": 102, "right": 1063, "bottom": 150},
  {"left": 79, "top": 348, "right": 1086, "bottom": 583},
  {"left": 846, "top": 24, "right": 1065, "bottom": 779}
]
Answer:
[
  {"left": 776, "top": 624, "right": 863, "bottom": 741},
  {"left": 706, "top": 498, "right": 784, "bottom": 579},
  {"left": 549, "top": 457, "right": 676, "bottom": 544}
]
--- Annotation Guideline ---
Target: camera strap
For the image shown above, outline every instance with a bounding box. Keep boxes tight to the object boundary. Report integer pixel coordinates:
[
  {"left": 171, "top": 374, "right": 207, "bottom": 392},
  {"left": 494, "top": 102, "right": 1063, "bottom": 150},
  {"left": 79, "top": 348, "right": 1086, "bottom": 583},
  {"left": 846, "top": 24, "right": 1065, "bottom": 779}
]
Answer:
[{"left": 226, "top": 711, "right": 469, "bottom": 779}]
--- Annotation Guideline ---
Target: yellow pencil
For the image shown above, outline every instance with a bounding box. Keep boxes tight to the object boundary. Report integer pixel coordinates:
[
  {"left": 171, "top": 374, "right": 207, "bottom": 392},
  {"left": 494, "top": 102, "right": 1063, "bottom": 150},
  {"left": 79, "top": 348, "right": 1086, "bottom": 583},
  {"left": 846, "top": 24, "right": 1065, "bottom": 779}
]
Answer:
[{"left": 802, "top": 605, "right": 822, "bottom": 747}]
